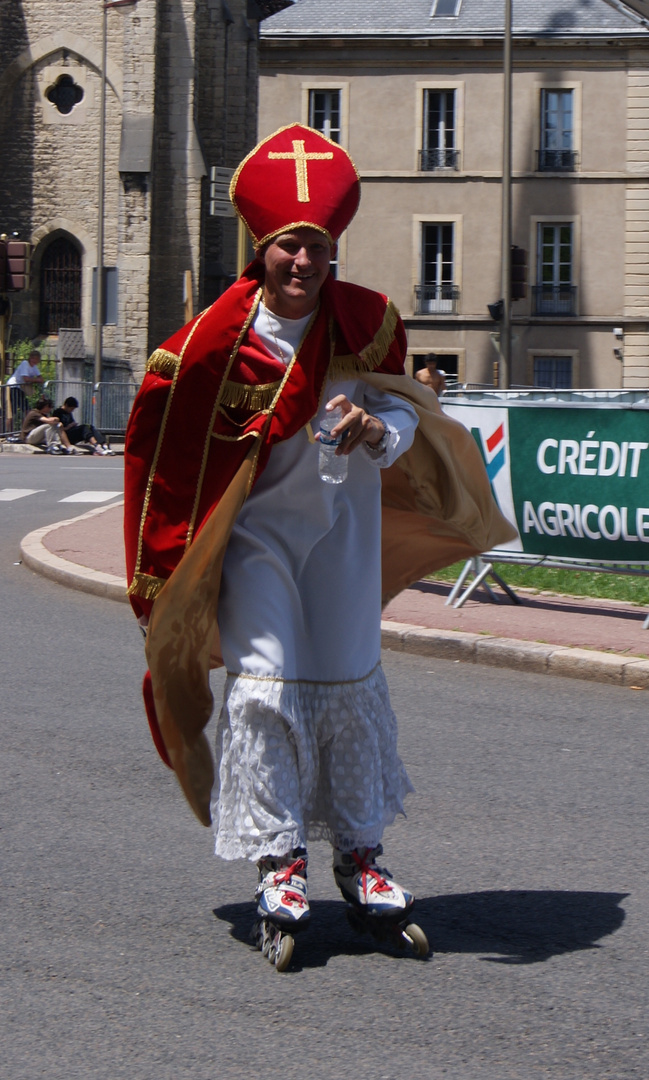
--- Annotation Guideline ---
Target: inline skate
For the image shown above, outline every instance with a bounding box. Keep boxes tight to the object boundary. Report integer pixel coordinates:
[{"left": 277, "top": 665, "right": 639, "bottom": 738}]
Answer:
[
  {"left": 333, "top": 845, "right": 429, "bottom": 958},
  {"left": 251, "top": 848, "right": 310, "bottom": 971}
]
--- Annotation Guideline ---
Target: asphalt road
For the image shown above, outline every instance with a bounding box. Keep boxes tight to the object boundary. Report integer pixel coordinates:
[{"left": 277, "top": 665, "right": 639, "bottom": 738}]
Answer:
[{"left": 3, "top": 454, "right": 648, "bottom": 1079}]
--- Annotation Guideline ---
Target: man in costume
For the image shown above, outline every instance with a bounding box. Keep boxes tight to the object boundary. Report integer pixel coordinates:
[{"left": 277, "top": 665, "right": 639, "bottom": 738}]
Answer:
[{"left": 124, "top": 125, "right": 515, "bottom": 958}]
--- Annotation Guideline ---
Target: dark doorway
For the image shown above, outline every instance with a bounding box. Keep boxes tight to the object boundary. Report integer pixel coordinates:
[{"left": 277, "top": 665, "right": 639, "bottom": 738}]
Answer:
[{"left": 39, "top": 236, "right": 82, "bottom": 334}]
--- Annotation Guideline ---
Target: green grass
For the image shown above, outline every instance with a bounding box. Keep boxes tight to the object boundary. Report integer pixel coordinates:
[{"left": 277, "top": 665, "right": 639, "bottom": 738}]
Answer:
[{"left": 428, "top": 561, "right": 649, "bottom": 606}]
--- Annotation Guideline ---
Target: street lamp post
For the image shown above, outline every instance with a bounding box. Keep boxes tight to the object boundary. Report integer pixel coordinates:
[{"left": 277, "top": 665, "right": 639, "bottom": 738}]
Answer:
[
  {"left": 95, "top": 0, "right": 138, "bottom": 388},
  {"left": 499, "top": 0, "right": 513, "bottom": 390}
]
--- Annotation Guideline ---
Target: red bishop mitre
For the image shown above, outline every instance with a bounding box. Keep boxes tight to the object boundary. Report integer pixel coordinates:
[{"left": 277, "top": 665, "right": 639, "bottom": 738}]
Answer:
[{"left": 230, "top": 123, "right": 361, "bottom": 248}]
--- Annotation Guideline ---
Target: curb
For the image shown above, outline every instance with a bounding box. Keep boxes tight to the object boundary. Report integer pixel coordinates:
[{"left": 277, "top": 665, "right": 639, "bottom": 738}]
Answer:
[
  {"left": 381, "top": 622, "right": 649, "bottom": 689},
  {"left": 20, "top": 509, "right": 649, "bottom": 689},
  {"left": 0, "top": 441, "right": 125, "bottom": 455},
  {"left": 20, "top": 503, "right": 128, "bottom": 603}
]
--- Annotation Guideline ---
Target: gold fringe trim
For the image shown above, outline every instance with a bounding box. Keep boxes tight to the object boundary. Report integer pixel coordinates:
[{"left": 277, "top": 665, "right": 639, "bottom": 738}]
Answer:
[
  {"left": 327, "top": 300, "right": 400, "bottom": 381},
  {"left": 127, "top": 572, "right": 168, "bottom": 601},
  {"left": 146, "top": 349, "right": 181, "bottom": 378},
  {"left": 327, "top": 353, "right": 359, "bottom": 379},
  {"left": 359, "top": 299, "right": 399, "bottom": 368},
  {"left": 220, "top": 379, "right": 282, "bottom": 411}
]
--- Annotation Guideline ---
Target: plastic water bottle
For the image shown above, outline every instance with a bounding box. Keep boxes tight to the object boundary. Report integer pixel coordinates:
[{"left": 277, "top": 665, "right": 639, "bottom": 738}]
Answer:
[{"left": 318, "top": 405, "right": 348, "bottom": 484}]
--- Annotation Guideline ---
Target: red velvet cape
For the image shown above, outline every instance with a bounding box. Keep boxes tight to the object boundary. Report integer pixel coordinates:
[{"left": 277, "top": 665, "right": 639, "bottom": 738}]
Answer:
[{"left": 124, "top": 263, "right": 406, "bottom": 622}]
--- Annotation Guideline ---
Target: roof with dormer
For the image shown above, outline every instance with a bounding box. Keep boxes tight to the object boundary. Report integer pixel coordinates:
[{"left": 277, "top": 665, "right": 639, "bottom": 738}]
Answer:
[{"left": 261, "top": 0, "right": 649, "bottom": 39}]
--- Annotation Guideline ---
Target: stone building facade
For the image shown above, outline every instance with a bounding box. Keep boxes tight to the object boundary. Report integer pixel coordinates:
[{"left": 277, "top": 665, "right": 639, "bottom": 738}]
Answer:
[
  {"left": 260, "top": 0, "right": 649, "bottom": 390},
  {"left": 0, "top": 0, "right": 288, "bottom": 383}
]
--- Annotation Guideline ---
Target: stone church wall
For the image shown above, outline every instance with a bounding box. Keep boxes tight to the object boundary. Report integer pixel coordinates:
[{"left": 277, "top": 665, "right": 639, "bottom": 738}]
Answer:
[{"left": 0, "top": 0, "right": 261, "bottom": 385}]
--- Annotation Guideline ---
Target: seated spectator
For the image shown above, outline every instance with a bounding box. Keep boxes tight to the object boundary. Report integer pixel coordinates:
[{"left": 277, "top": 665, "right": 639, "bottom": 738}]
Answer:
[
  {"left": 414, "top": 353, "right": 447, "bottom": 396},
  {"left": 52, "top": 397, "right": 115, "bottom": 456},
  {"left": 20, "top": 398, "right": 79, "bottom": 454}
]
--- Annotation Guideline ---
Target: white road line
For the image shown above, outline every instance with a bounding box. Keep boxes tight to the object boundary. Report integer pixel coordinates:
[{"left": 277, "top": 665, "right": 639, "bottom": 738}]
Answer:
[
  {"left": 0, "top": 488, "right": 46, "bottom": 501},
  {"left": 58, "top": 490, "right": 123, "bottom": 503}
]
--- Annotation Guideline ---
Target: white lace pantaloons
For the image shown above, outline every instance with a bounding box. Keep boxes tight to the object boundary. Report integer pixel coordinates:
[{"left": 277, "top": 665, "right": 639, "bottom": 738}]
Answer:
[{"left": 211, "top": 664, "right": 414, "bottom": 862}]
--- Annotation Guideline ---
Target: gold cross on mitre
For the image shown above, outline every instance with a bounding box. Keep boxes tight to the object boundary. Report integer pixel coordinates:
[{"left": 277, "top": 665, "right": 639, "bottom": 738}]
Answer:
[{"left": 267, "top": 139, "right": 334, "bottom": 203}]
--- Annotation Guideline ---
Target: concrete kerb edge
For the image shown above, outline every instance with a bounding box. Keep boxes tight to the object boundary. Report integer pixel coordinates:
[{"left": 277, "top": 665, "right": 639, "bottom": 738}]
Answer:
[
  {"left": 20, "top": 501, "right": 129, "bottom": 604},
  {"left": 380, "top": 622, "right": 649, "bottom": 688},
  {"left": 19, "top": 508, "right": 649, "bottom": 687}
]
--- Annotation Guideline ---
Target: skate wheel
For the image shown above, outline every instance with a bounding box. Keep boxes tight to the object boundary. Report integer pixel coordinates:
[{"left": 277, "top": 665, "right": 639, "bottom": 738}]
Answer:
[
  {"left": 261, "top": 930, "right": 272, "bottom": 957},
  {"left": 274, "top": 933, "right": 294, "bottom": 972},
  {"left": 402, "top": 922, "right": 429, "bottom": 958}
]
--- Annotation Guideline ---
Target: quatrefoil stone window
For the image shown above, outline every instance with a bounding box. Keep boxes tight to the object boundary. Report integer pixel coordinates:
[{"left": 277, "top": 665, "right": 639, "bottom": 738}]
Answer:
[{"left": 46, "top": 74, "right": 84, "bottom": 115}]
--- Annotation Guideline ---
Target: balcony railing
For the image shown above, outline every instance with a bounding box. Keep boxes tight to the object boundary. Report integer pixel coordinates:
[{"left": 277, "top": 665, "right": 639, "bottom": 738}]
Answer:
[
  {"left": 418, "top": 147, "right": 461, "bottom": 171},
  {"left": 414, "top": 284, "right": 460, "bottom": 315},
  {"left": 532, "top": 284, "right": 577, "bottom": 316},
  {"left": 537, "top": 148, "right": 579, "bottom": 172}
]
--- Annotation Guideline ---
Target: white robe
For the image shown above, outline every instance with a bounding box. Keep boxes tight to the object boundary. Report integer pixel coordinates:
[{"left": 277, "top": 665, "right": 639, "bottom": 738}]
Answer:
[{"left": 210, "top": 310, "right": 419, "bottom": 860}]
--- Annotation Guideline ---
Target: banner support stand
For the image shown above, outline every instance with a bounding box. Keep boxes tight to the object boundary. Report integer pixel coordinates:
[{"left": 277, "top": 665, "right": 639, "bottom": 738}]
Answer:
[{"left": 446, "top": 556, "right": 521, "bottom": 609}]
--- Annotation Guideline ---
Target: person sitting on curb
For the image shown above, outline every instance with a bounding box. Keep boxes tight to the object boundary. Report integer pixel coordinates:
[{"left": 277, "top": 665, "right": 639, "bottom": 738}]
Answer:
[
  {"left": 20, "top": 398, "right": 80, "bottom": 454},
  {"left": 53, "top": 397, "right": 115, "bottom": 455}
]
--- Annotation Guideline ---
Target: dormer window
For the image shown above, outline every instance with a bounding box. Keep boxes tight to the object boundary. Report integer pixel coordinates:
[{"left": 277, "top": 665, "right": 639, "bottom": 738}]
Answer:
[{"left": 431, "top": 0, "right": 462, "bottom": 17}]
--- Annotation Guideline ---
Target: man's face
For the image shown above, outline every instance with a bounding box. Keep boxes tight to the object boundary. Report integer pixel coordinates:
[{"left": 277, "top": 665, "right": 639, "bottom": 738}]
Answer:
[
  {"left": 261, "top": 228, "right": 335, "bottom": 319},
  {"left": 28, "top": 354, "right": 40, "bottom": 369}
]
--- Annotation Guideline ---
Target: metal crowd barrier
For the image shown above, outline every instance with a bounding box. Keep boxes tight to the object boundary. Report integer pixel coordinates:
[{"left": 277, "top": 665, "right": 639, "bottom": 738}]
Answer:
[
  {"left": 446, "top": 553, "right": 649, "bottom": 629},
  {"left": 1, "top": 384, "right": 23, "bottom": 434},
  {"left": 443, "top": 387, "right": 649, "bottom": 406},
  {"left": 92, "top": 381, "right": 137, "bottom": 433},
  {"left": 41, "top": 380, "right": 137, "bottom": 434},
  {"left": 441, "top": 388, "right": 649, "bottom": 626}
]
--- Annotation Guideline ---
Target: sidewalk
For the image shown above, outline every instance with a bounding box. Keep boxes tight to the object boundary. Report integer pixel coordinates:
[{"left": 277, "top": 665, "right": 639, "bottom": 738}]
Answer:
[{"left": 20, "top": 502, "right": 649, "bottom": 688}]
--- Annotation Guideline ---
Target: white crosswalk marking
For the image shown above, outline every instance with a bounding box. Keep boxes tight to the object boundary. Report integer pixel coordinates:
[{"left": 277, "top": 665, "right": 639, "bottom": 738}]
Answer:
[
  {"left": 58, "top": 490, "right": 123, "bottom": 503},
  {"left": 0, "top": 488, "right": 45, "bottom": 501}
]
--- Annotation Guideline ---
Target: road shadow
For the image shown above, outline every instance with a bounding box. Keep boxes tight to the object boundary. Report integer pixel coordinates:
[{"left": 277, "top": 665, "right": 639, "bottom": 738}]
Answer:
[
  {"left": 214, "top": 889, "right": 627, "bottom": 969},
  {"left": 410, "top": 578, "right": 643, "bottom": 623},
  {"left": 421, "top": 889, "right": 627, "bottom": 964}
]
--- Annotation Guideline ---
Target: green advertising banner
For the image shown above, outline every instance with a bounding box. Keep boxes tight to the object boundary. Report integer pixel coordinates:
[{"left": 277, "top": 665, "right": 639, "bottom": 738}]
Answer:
[{"left": 442, "top": 400, "right": 649, "bottom": 565}]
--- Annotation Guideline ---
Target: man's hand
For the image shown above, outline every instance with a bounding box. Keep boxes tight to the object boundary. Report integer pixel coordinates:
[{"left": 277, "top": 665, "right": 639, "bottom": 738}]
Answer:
[{"left": 319, "top": 394, "right": 387, "bottom": 455}]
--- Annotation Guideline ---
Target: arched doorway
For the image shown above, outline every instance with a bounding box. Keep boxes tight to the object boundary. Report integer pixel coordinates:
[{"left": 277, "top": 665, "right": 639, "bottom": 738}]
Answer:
[{"left": 39, "top": 236, "right": 82, "bottom": 334}]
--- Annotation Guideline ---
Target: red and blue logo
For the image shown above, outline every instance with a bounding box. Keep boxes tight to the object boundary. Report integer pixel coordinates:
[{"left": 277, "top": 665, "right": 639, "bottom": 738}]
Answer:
[
  {"left": 471, "top": 421, "right": 507, "bottom": 486},
  {"left": 484, "top": 422, "right": 506, "bottom": 482}
]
